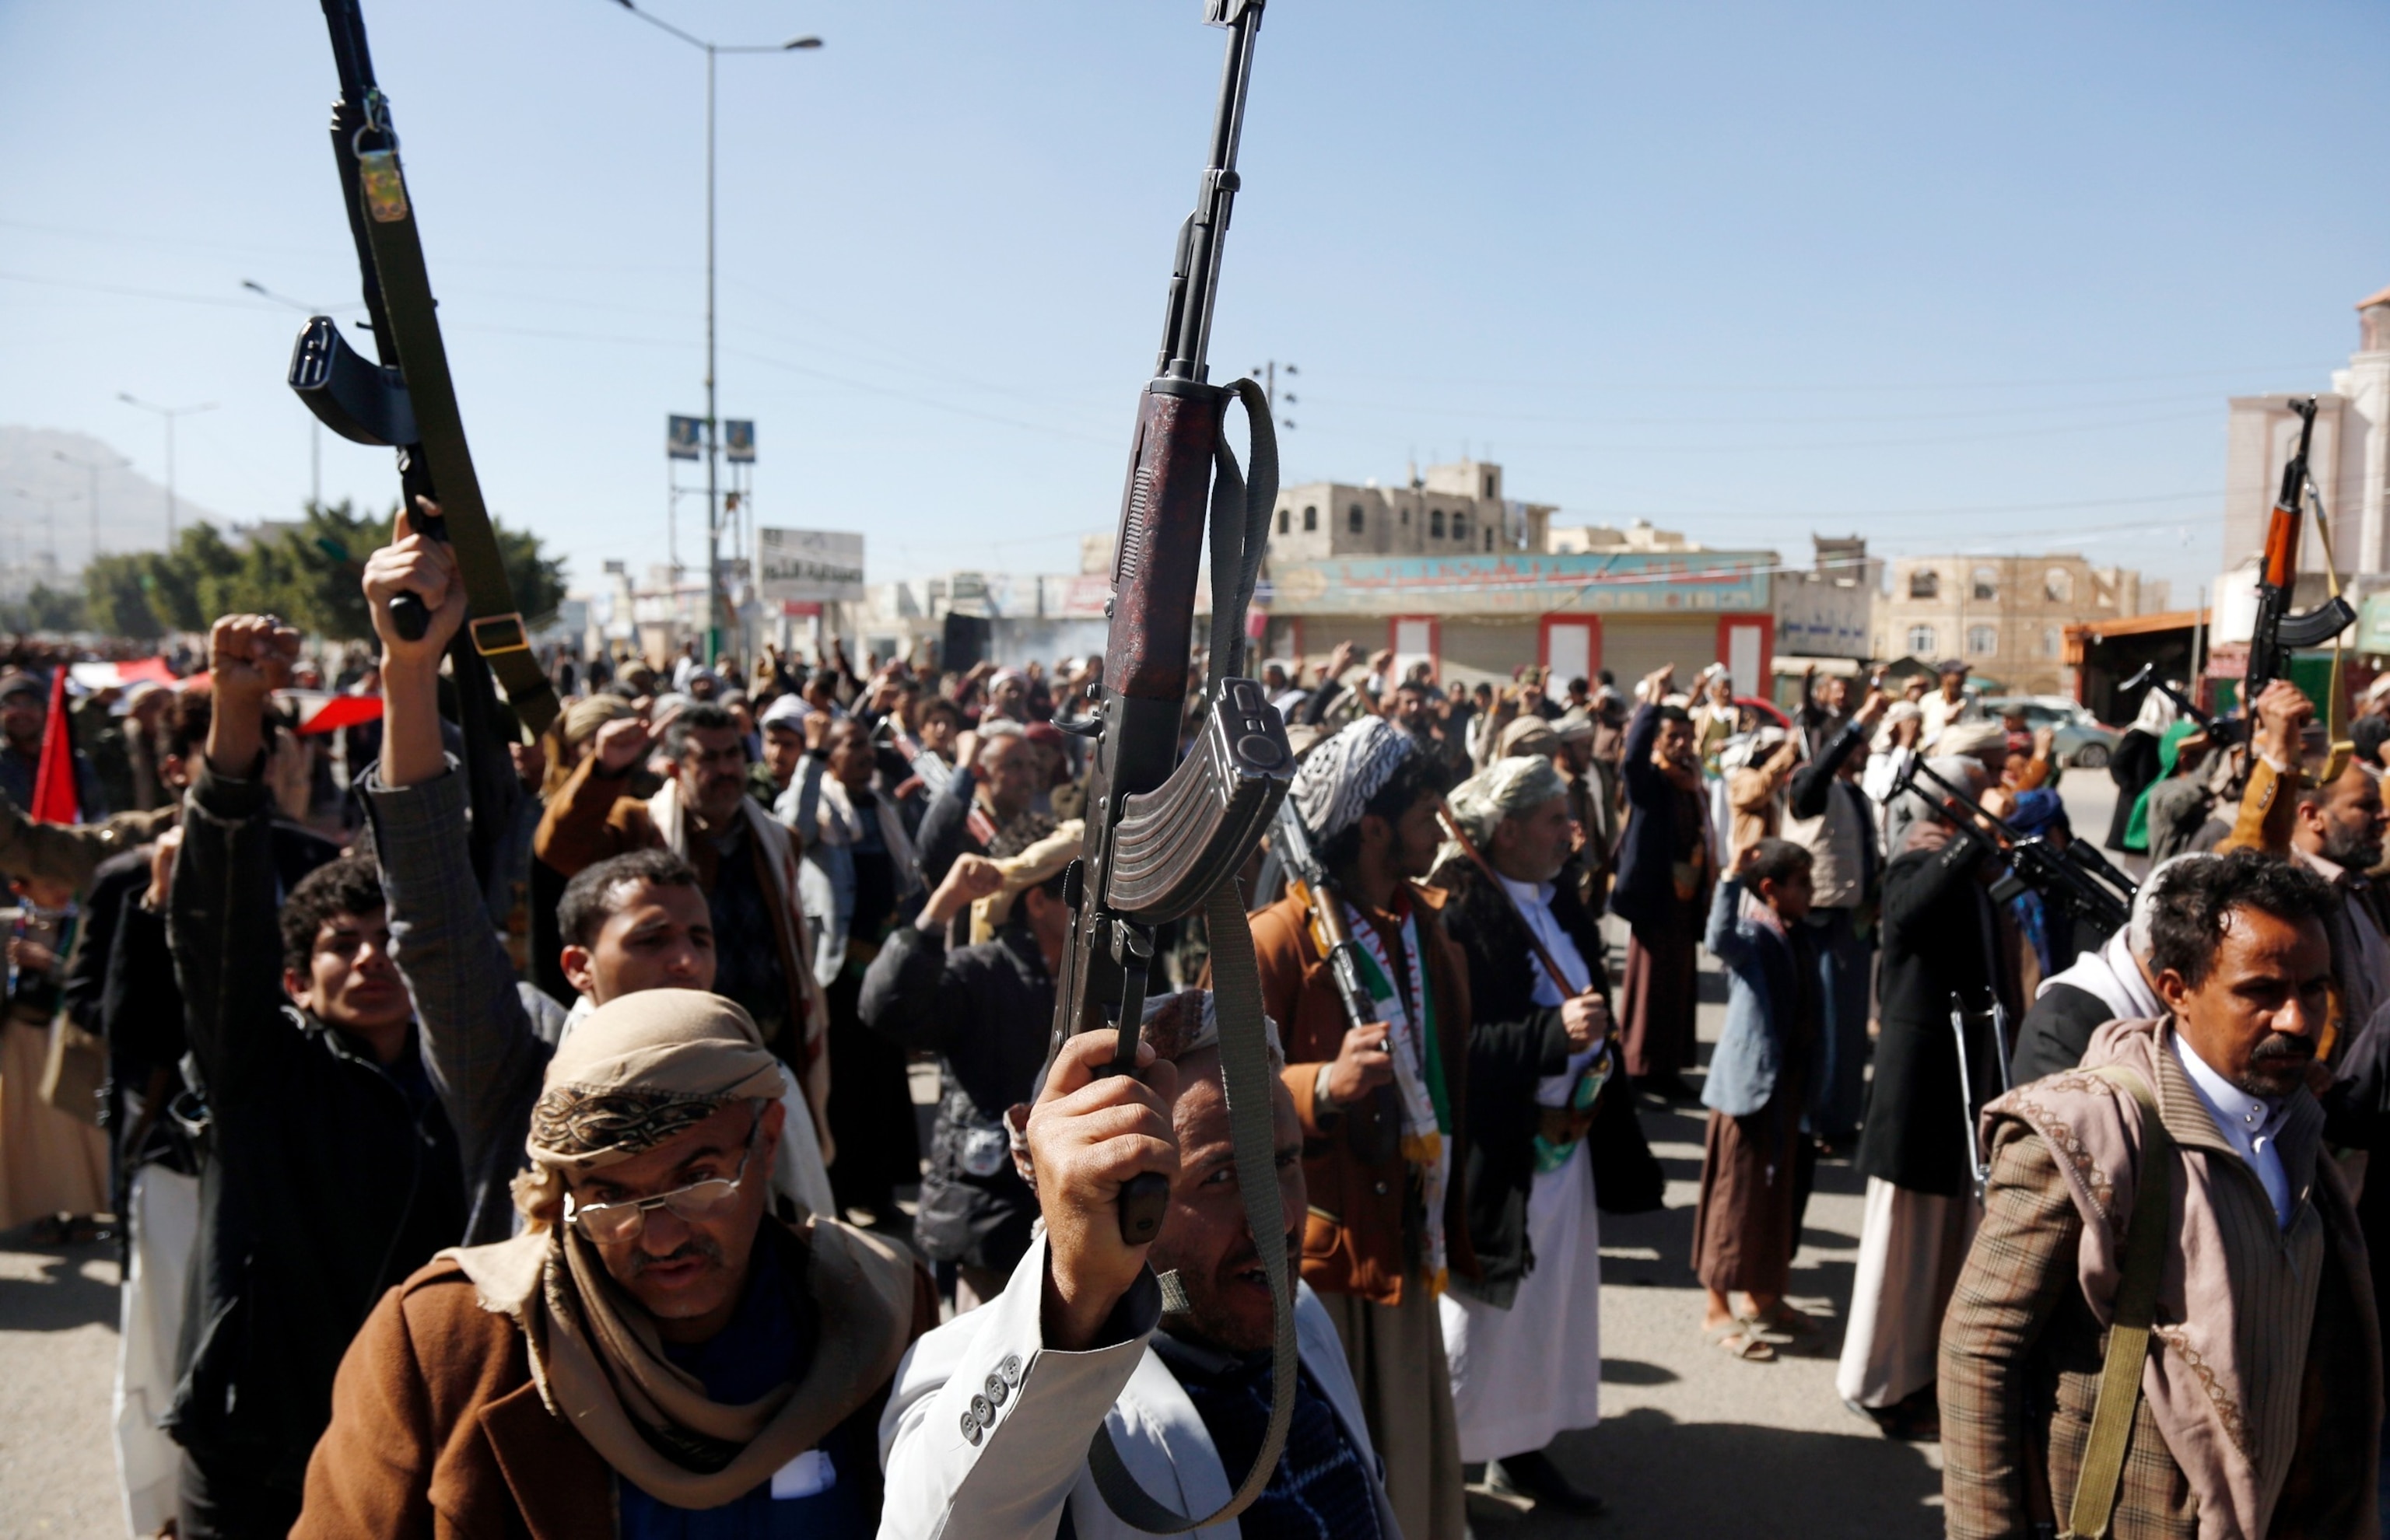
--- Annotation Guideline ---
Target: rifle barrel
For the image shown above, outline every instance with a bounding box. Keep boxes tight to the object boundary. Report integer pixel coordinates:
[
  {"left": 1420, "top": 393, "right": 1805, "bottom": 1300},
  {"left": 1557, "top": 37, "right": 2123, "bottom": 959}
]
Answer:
[{"left": 1162, "top": 5, "right": 1263, "bottom": 381}]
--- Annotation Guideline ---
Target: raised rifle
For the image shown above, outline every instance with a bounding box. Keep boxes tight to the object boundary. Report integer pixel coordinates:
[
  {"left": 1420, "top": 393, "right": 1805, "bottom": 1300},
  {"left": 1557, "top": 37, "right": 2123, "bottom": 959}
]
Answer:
[
  {"left": 2248, "top": 397, "right": 2355, "bottom": 698},
  {"left": 1269, "top": 800, "right": 1401, "bottom": 1164},
  {"left": 289, "top": 0, "right": 559, "bottom": 885},
  {"left": 1894, "top": 755, "right": 2135, "bottom": 938},
  {"left": 1052, "top": 2, "right": 1298, "bottom": 1528},
  {"left": 2115, "top": 662, "right": 2231, "bottom": 744}
]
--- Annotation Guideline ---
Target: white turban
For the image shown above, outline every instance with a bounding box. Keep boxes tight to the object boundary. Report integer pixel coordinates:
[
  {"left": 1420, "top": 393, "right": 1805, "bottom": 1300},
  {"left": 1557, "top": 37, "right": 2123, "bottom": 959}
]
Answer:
[{"left": 1443, "top": 755, "right": 1569, "bottom": 849}]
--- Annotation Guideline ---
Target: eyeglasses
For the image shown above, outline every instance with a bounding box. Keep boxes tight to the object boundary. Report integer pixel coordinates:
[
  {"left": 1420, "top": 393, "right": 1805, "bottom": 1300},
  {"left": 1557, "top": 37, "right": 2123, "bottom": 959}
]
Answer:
[{"left": 563, "top": 1112, "right": 762, "bottom": 1244}]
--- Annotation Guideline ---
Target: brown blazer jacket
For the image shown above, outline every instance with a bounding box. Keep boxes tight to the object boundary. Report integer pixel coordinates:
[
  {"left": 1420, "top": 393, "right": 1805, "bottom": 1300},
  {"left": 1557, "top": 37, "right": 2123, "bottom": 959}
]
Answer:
[
  {"left": 294, "top": 1248, "right": 936, "bottom": 1538},
  {"left": 1250, "top": 884, "right": 1477, "bottom": 1307}
]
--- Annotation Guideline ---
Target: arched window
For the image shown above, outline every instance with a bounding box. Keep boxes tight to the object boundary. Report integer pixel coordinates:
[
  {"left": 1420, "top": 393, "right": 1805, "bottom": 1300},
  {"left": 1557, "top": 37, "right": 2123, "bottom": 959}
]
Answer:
[
  {"left": 1908, "top": 568, "right": 1940, "bottom": 600},
  {"left": 2043, "top": 568, "right": 2073, "bottom": 604},
  {"left": 1907, "top": 625, "right": 1936, "bottom": 655},
  {"left": 1453, "top": 511, "right": 1470, "bottom": 541},
  {"left": 1971, "top": 565, "right": 1999, "bottom": 602},
  {"left": 1430, "top": 509, "right": 1446, "bottom": 537},
  {"left": 1277, "top": 507, "right": 1289, "bottom": 535},
  {"left": 1347, "top": 504, "right": 1365, "bottom": 534},
  {"left": 1302, "top": 506, "right": 1317, "bottom": 532},
  {"left": 1967, "top": 625, "right": 1998, "bottom": 656}
]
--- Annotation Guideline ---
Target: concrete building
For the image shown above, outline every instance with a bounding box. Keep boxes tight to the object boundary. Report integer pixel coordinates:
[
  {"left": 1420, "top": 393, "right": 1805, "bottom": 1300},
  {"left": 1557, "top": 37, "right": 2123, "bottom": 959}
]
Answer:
[
  {"left": 1874, "top": 554, "right": 2161, "bottom": 695},
  {"left": 2222, "top": 285, "right": 2390, "bottom": 577},
  {"left": 1267, "top": 458, "right": 1554, "bottom": 562},
  {"left": 1258, "top": 460, "right": 1777, "bottom": 691}
]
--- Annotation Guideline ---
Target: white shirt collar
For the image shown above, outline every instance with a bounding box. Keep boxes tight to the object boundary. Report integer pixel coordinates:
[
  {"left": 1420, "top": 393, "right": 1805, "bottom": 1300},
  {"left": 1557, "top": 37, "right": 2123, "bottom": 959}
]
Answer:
[
  {"left": 1497, "top": 873, "right": 1555, "bottom": 910},
  {"left": 2171, "top": 1030, "right": 2297, "bottom": 1228}
]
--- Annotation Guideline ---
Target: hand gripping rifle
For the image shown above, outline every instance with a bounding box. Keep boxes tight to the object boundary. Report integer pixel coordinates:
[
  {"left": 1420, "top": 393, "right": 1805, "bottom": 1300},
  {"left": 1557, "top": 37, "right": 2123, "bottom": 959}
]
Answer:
[
  {"left": 289, "top": 0, "right": 560, "bottom": 883},
  {"left": 1893, "top": 755, "right": 2136, "bottom": 938},
  {"left": 1053, "top": 2, "right": 1298, "bottom": 1529},
  {"left": 1269, "top": 799, "right": 1400, "bottom": 1164}
]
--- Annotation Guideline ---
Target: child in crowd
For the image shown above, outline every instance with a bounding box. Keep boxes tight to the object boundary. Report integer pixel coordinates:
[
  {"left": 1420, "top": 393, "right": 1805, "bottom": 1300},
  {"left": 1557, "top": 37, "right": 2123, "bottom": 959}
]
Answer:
[{"left": 1691, "top": 838, "right": 1821, "bottom": 1362}]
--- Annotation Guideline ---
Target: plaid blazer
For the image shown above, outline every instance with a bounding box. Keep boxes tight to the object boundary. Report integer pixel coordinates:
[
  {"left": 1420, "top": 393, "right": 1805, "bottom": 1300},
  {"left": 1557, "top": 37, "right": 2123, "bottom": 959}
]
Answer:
[{"left": 1940, "top": 1101, "right": 2378, "bottom": 1539}]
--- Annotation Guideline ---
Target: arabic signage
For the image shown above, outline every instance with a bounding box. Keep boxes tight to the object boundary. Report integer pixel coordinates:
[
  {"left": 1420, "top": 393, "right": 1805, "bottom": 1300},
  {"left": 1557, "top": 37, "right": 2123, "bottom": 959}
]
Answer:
[
  {"left": 1260, "top": 550, "right": 1774, "bottom": 617},
  {"left": 756, "top": 528, "right": 866, "bottom": 604}
]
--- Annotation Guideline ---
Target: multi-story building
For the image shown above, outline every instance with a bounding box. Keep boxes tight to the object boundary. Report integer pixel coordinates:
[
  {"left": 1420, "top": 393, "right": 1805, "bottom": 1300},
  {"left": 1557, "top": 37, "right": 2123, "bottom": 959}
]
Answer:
[
  {"left": 1874, "top": 554, "right": 2160, "bottom": 695},
  {"left": 1265, "top": 458, "right": 1554, "bottom": 562},
  {"left": 2222, "top": 285, "right": 2390, "bottom": 578}
]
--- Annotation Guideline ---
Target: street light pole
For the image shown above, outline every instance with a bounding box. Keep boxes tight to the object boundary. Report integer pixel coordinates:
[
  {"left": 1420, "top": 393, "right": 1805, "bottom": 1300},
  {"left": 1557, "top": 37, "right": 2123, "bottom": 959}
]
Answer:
[
  {"left": 117, "top": 395, "right": 217, "bottom": 544},
  {"left": 605, "top": 0, "right": 820, "bottom": 664},
  {"left": 241, "top": 280, "right": 344, "bottom": 509},
  {"left": 54, "top": 448, "right": 128, "bottom": 565}
]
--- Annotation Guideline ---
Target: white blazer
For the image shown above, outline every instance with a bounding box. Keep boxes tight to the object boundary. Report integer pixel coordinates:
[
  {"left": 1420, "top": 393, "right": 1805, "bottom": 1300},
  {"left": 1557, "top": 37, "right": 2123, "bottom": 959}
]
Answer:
[{"left": 877, "top": 1235, "right": 1402, "bottom": 1540}]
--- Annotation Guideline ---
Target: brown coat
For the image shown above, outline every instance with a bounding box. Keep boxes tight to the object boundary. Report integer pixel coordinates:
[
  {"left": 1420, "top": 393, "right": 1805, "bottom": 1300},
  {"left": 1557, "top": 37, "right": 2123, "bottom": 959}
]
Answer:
[
  {"left": 1940, "top": 1041, "right": 2380, "bottom": 1540},
  {"left": 294, "top": 1245, "right": 937, "bottom": 1538},
  {"left": 1251, "top": 884, "right": 1477, "bottom": 1307}
]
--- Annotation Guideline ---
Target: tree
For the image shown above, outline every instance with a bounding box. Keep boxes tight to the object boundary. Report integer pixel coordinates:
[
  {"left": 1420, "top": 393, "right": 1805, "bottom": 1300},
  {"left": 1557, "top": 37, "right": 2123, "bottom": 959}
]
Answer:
[{"left": 1, "top": 584, "right": 88, "bottom": 634}]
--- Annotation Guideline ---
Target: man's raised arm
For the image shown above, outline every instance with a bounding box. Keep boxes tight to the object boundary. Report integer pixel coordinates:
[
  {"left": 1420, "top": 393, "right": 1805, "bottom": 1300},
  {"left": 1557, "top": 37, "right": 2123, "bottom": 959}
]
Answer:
[
  {"left": 878, "top": 1031, "right": 1178, "bottom": 1540},
  {"left": 359, "top": 502, "right": 551, "bottom": 1241}
]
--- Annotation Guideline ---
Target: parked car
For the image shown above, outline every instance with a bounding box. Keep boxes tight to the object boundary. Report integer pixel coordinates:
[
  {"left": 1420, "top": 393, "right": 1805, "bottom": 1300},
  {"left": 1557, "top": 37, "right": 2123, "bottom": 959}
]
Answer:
[{"left": 1980, "top": 695, "right": 2119, "bottom": 769}]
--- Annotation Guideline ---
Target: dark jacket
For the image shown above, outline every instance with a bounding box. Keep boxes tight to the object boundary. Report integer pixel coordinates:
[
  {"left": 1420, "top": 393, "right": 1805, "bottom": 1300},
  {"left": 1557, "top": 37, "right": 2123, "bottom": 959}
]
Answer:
[
  {"left": 1856, "top": 833, "right": 2017, "bottom": 1196},
  {"left": 1435, "top": 860, "right": 1600, "bottom": 1307},
  {"left": 2006, "top": 980, "right": 2113, "bottom": 1086},
  {"left": 2104, "top": 726, "right": 2164, "bottom": 850},
  {"left": 1608, "top": 702, "right": 1691, "bottom": 931},
  {"left": 166, "top": 761, "right": 468, "bottom": 1491},
  {"left": 914, "top": 765, "right": 985, "bottom": 889},
  {"left": 2322, "top": 996, "right": 2390, "bottom": 1368},
  {"left": 857, "top": 922, "right": 1050, "bottom": 1272}
]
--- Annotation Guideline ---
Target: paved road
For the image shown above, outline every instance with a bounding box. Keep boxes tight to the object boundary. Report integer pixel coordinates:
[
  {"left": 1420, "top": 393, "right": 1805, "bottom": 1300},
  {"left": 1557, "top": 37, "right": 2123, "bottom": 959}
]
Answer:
[{"left": 0, "top": 768, "right": 2129, "bottom": 1538}]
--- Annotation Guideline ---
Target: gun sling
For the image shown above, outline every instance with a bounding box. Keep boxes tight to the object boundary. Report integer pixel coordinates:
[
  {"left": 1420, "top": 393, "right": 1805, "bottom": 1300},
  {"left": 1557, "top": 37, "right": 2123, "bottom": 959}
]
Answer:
[
  {"left": 2062, "top": 1066, "right": 2175, "bottom": 1540},
  {"left": 355, "top": 153, "right": 559, "bottom": 738}
]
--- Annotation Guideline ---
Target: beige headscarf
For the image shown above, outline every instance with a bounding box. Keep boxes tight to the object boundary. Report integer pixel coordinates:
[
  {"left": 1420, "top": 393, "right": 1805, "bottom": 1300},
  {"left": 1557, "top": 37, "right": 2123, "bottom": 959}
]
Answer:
[
  {"left": 968, "top": 818, "right": 1085, "bottom": 943},
  {"left": 447, "top": 990, "right": 915, "bottom": 1510}
]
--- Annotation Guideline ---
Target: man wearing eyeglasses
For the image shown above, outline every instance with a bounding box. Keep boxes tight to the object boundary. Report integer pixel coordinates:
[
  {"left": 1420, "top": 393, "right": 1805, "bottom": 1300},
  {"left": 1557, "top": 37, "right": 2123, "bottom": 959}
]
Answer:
[{"left": 296, "top": 989, "right": 933, "bottom": 1535}]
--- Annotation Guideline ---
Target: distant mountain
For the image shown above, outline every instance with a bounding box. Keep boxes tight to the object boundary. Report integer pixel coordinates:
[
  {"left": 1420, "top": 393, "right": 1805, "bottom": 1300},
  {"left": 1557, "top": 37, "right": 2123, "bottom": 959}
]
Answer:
[{"left": 0, "top": 425, "right": 226, "bottom": 576}]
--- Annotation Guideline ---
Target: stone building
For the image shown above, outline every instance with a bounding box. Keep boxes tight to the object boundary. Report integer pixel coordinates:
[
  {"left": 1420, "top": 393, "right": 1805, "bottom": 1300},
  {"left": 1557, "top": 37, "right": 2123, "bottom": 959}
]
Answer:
[
  {"left": 1266, "top": 458, "right": 1554, "bottom": 561},
  {"left": 1874, "top": 554, "right": 2160, "bottom": 695}
]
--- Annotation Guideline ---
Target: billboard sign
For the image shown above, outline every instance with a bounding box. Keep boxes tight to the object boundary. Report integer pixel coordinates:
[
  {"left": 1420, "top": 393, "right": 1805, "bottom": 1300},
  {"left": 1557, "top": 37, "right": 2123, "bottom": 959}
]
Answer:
[
  {"left": 724, "top": 419, "right": 755, "bottom": 464},
  {"left": 756, "top": 528, "right": 865, "bottom": 603},
  {"left": 667, "top": 415, "right": 704, "bottom": 460}
]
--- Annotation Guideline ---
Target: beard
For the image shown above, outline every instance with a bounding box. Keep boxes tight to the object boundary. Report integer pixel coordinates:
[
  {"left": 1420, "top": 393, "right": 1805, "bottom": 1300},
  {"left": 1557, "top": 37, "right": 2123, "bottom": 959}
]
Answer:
[
  {"left": 1167, "top": 1235, "right": 1299, "bottom": 1357},
  {"left": 2321, "top": 822, "right": 2385, "bottom": 874},
  {"left": 2235, "top": 1030, "right": 2316, "bottom": 1096}
]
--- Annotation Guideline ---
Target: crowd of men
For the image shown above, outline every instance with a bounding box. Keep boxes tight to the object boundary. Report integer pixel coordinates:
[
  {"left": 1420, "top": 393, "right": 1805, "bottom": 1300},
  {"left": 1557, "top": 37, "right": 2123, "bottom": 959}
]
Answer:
[{"left": 4, "top": 519, "right": 2390, "bottom": 1538}]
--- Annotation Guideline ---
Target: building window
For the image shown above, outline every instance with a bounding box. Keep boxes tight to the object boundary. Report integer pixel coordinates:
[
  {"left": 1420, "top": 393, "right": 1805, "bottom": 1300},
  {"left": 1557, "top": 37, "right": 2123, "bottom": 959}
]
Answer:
[
  {"left": 1483, "top": 472, "right": 1496, "bottom": 497},
  {"left": 2041, "top": 625, "right": 2062, "bottom": 658},
  {"left": 1347, "top": 504, "right": 1365, "bottom": 534},
  {"left": 2044, "top": 568, "right": 2073, "bottom": 604},
  {"left": 1968, "top": 625, "right": 1998, "bottom": 656},
  {"left": 1430, "top": 509, "right": 1446, "bottom": 537},
  {"left": 1277, "top": 507, "right": 1289, "bottom": 535},
  {"left": 1302, "top": 506, "right": 1317, "bottom": 532},
  {"left": 1907, "top": 625, "right": 1936, "bottom": 655},
  {"left": 1400, "top": 507, "right": 1410, "bottom": 525},
  {"left": 1453, "top": 511, "right": 1469, "bottom": 541},
  {"left": 1908, "top": 569, "right": 1940, "bottom": 600},
  {"left": 1484, "top": 530, "right": 1495, "bottom": 551},
  {"left": 1971, "top": 565, "right": 1999, "bottom": 602}
]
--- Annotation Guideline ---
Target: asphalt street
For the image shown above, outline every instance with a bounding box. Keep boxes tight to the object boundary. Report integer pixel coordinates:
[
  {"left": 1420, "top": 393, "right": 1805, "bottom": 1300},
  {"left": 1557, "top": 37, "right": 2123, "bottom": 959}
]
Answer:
[{"left": 0, "top": 767, "right": 2129, "bottom": 1538}]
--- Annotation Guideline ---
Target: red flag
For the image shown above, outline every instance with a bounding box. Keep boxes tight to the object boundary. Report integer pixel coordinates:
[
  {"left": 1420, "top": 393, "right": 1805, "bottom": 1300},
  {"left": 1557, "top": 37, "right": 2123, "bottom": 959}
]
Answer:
[{"left": 28, "top": 667, "right": 80, "bottom": 825}]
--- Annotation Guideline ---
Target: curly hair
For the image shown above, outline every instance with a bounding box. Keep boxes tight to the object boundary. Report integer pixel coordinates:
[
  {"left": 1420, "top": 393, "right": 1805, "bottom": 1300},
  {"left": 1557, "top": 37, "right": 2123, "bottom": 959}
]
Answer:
[
  {"left": 279, "top": 856, "right": 387, "bottom": 975},
  {"left": 2145, "top": 848, "right": 2333, "bottom": 991}
]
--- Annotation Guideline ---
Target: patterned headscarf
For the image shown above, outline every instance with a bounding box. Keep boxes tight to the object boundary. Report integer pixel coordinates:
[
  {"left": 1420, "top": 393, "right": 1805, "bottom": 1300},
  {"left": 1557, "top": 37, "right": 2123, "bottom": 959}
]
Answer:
[
  {"left": 1288, "top": 716, "right": 1417, "bottom": 842},
  {"left": 523, "top": 989, "right": 788, "bottom": 1179}
]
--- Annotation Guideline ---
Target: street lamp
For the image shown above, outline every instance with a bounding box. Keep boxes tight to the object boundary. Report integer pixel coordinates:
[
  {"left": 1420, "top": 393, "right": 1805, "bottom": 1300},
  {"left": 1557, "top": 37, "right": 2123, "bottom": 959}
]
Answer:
[
  {"left": 117, "top": 395, "right": 218, "bottom": 544},
  {"left": 241, "top": 279, "right": 340, "bottom": 509},
  {"left": 605, "top": 0, "right": 822, "bottom": 663},
  {"left": 53, "top": 447, "right": 129, "bottom": 565}
]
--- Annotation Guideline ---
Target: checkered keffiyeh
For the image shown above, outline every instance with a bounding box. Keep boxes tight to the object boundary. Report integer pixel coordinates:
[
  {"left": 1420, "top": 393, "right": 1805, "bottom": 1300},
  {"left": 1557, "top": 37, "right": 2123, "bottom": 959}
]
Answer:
[{"left": 1288, "top": 717, "right": 1416, "bottom": 842}]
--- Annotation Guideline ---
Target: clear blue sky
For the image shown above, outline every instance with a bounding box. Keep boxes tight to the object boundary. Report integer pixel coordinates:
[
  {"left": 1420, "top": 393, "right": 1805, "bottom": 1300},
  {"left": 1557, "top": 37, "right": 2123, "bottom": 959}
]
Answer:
[{"left": 4, "top": 0, "right": 2384, "bottom": 601}]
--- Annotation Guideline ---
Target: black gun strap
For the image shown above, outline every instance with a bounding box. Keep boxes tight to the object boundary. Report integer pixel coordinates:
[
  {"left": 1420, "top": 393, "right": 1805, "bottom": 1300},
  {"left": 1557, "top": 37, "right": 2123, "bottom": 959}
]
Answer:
[
  {"left": 1205, "top": 379, "right": 1278, "bottom": 686},
  {"left": 359, "top": 168, "right": 561, "bottom": 740},
  {"left": 1088, "top": 878, "right": 1297, "bottom": 1531}
]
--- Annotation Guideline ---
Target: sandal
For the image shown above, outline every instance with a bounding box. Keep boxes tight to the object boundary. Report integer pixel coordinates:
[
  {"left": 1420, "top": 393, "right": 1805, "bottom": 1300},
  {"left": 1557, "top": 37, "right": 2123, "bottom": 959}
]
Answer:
[
  {"left": 1745, "top": 1303, "right": 1821, "bottom": 1342},
  {"left": 1703, "top": 1319, "right": 1775, "bottom": 1361}
]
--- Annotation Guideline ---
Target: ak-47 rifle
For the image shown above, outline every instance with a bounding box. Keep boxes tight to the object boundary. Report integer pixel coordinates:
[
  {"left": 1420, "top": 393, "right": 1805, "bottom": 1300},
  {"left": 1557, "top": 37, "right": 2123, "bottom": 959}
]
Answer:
[
  {"left": 1269, "top": 800, "right": 1401, "bottom": 1164},
  {"left": 1052, "top": 2, "right": 1297, "bottom": 1529},
  {"left": 2248, "top": 397, "right": 2355, "bottom": 699},
  {"left": 1894, "top": 755, "right": 2136, "bottom": 938},
  {"left": 287, "top": 0, "right": 559, "bottom": 885},
  {"left": 2116, "top": 662, "right": 2230, "bottom": 744}
]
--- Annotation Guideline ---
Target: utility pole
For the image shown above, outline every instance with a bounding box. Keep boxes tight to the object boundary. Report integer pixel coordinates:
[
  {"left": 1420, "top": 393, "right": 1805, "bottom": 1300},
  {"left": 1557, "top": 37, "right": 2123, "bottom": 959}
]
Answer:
[
  {"left": 1250, "top": 359, "right": 1298, "bottom": 431},
  {"left": 117, "top": 395, "right": 216, "bottom": 544},
  {"left": 54, "top": 447, "right": 128, "bottom": 564},
  {"left": 606, "top": 0, "right": 821, "bottom": 664}
]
